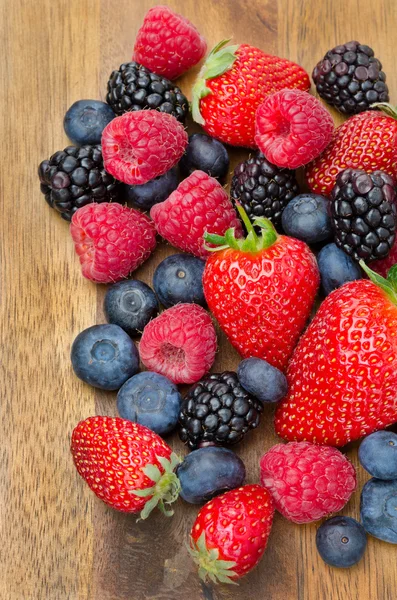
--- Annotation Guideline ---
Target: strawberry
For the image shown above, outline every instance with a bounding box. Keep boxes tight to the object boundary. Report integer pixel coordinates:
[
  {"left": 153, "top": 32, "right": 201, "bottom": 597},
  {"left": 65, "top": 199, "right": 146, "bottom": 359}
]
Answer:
[
  {"left": 202, "top": 205, "right": 319, "bottom": 371},
  {"left": 71, "top": 416, "right": 181, "bottom": 519},
  {"left": 189, "top": 485, "right": 274, "bottom": 583},
  {"left": 191, "top": 40, "right": 310, "bottom": 148},
  {"left": 275, "top": 262, "right": 397, "bottom": 446}
]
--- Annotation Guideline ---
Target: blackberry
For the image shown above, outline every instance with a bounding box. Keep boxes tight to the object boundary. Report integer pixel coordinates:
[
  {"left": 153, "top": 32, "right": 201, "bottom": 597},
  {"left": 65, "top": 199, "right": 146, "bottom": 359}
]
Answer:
[
  {"left": 38, "top": 145, "right": 120, "bottom": 221},
  {"left": 312, "top": 41, "right": 389, "bottom": 115},
  {"left": 331, "top": 168, "right": 396, "bottom": 262},
  {"left": 178, "top": 372, "right": 263, "bottom": 450},
  {"left": 230, "top": 152, "right": 299, "bottom": 227},
  {"left": 106, "top": 62, "right": 188, "bottom": 122}
]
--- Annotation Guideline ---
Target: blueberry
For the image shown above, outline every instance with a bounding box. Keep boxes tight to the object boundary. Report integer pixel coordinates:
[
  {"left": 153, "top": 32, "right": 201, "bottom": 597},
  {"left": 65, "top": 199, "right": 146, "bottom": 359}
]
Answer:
[
  {"left": 316, "top": 516, "right": 367, "bottom": 568},
  {"left": 281, "top": 193, "right": 333, "bottom": 244},
  {"left": 176, "top": 446, "right": 246, "bottom": 504},
  {"left": 361, "top": 478, "right": 397, "bottom": 543},
  {"left": 179, "top": 133, "right": 229, "bottom": 180},
  {"left": 71, "top": 324, "right": 139, "bottom": 390},
  {"left": 153, "top": 254, "right": 206, "bottom": 308},
  {"left": 124, "top": 167, "right": 179, "bottom": 211},
  {"left": 317, "top": 243, "right": 362, "bottom": 296},
  {"left": 237, "top": 358, "right": 288, "bottom": 403},
  {"left": 359, "top": 431, "right": 397, "bottom": 480},
  {"left": 63, "top": 100, "right": 115, "bottom": 146},
  {"left": 117, "top": 372, "right": 181, "bottom": 436},
  {"left": 104, "top": 280, "right": 158, "bottom": 336}
]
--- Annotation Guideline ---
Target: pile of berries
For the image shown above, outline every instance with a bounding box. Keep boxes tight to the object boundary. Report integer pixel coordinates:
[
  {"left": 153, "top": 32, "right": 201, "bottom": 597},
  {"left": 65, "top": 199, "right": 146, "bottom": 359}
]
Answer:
[{"left": 40, "top": 4, "right": 397, "bottom": 585}]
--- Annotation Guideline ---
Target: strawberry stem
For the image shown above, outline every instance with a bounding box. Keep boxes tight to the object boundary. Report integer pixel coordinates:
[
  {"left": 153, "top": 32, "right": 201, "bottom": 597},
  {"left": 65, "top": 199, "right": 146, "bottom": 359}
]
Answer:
[
  {"left": 371, "top": 102, "right": 397, "bottom": 120},
  {"left": 359, "top": 260, "right": 397, "bottom": 305},
  {"left": 188, "top": 532, "right": 238, "bottom": 585}
]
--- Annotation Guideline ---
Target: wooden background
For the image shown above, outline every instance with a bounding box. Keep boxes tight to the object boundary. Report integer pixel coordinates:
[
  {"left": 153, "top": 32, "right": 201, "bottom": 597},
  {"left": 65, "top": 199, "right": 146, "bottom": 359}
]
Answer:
[{"left": 2, "top": 0, "right": 397, "bottom": 598}]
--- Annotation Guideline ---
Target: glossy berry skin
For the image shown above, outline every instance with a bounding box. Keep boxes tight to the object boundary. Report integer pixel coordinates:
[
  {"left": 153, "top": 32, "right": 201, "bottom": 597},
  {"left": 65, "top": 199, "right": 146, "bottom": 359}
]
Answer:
[
  {"left": 70, "top": 203, "right": 156, "bottom": 284},
  {"left": 101, "top": 111, "right": 187, "bottom": 185},
  {"left": 260, "top": 442, "right": 357, "bottom": 524},
  {"left": 63, "top": 100, "right": 115, "bottom": 145},
  {"left": 370, "top": 237, "right": 397, "bottom": 278},
  {"left": 237, "top": 358, "right": 288, "bottom": 404},
  {"left": 177, "top": 446, "right": 246, "bottom": 504},
  {"left": 153, "top": 254, "right": 206, "bottom": 308},
  {"left": 139, "top": 303, "right": 217, "bottom": 384},
  {"left": 358, "top": 430, "right": 397, "bottom": 480},
  {"left": 306, "top": 111, "right": 397, "bottom": 196},
  {"left": 124, "top": 168, "right": 178, "bottom": 211},
  {"left": 316, "top": 517, "right": 367, "bottom": 568},
  {"left": 71, "top": 324, "right": 139, "bottom": 390},
  {"left": 317, "top": 243, "right": 362, "bottom": 296},
  {"left": 150, "top": 171, "right": 243, "bottom": 258},
  {"left": 255, "top": 90, "right": 334, "bottom": 169},
  {"left": 133, "top": 6, "right": 207, "bottom": 80},
  {"left": 361, "top": 478, "right": 397, "bottom": 543},
  {"left": 104, "top": 280, "right": 158, "bottom": 336},
  {"left": 117, "top": 372, "right": 181, "bottom": 436},
  {"left": 275, "top": 280, "right": 397, "bottom": 446},
  {"left": 179, "top": 134, "right": 230, "bottom": 180},
  {"left": 281, "top": 193, "right": 333, "bottom": 244}
]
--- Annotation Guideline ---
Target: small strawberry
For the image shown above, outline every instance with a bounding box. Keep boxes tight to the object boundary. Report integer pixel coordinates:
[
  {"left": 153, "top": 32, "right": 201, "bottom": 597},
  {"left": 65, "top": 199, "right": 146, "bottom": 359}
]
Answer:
[
  {"left": 189, "top": 485, "right": 274, "bottom": 583},
  {"left": 191, "top": 40, "right": 310, "bottom": 148}
]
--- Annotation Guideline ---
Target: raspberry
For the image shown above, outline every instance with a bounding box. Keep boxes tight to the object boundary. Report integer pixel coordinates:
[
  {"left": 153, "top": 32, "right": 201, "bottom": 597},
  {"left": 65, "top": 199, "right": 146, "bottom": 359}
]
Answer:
[
  {"left": 150, "top": 171, "right": 243, "bottom": 258},
  {"left": 260, "top": 442, "right": 357, "bottom": 524},
  {"left": 101, "top": 111, "right": 188, "bottom": 186},
  {"left": 139, "top": 304, "right": 217, "bottom": 384},
  {"left": 70, "top": 203, "right": 156, "bottom": 284},
  {"left": 255, "top": 89, "right": 334, "bottom": 169},
  {"left": 133, "top": 6, "right": 207, "bottom": 80}
]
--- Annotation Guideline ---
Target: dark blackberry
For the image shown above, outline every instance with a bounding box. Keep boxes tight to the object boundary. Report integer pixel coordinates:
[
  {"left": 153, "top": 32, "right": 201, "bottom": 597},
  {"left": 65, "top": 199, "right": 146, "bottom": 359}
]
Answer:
[
  {"left": 38, "top": 145, "right": 120, "bottom": 221},
  {"left": 106, "top": 62, "right": 188, "bottom": 122},
  {"left": 312, "top": 41, "right": 389, "bottom": 115},
  {"left": 331, "top": 168, "right": 396, "bottom": 262},
  {"left": 230, "top": 152, "right": 299, "bottom": 227},
  {"left": 178, "top": 372, "right": 263, "bottom": 450}
]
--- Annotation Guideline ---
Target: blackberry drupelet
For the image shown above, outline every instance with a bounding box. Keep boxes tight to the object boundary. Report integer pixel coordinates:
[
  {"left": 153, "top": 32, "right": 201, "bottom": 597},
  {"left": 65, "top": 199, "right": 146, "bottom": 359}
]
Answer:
[
  {"left": 179, "top": 372, "right": 263, "bottom": 450},
  {"left": 230, "top": 152, "right": 299, "bottom": 228},
  {"left": 106, "top": 62, "right": 188, "bottom": 122},
  {"left": 331, "top": 168, "right": 396, "bottom": 262},
  {"left": 39, "top": 145, "right": 120, "bottom": 221},
  {"left": 312, "top": 41, "right": 389, "bottom": 115}
]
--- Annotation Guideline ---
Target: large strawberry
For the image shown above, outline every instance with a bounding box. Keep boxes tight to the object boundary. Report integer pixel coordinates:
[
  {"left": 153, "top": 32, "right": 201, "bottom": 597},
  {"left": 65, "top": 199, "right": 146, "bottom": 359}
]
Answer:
[
  {"left": 203, "top": 205, "right": 319, "bottom": 371},
  {"left": 275, "top": 263, "right": 397, "bottom": 446},
  {"left": 189, "top": 484, "right": 274, "bottom": 583},
  {"left": 191, "top": 40, "right": 310, "bottom": 148}
]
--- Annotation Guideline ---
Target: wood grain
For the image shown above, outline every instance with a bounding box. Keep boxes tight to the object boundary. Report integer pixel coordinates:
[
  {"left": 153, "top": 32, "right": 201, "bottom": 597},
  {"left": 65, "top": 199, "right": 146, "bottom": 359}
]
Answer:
[{"left": 1, "top": 0, "right": 397, "bottom": 598}]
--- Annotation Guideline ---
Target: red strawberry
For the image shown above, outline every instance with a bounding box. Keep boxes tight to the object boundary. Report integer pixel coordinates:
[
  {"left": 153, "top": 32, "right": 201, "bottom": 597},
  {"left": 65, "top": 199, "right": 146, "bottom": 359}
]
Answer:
[
  {"left": 275, "top": 263, "right": 397, "bottom": 446},
  {"left": 189, "top": 485, "right": 274, "bottom": 583},
  {"left": 133, "top": 6, "right": 207, "bottom": 80},
  {"left": 203, "top": 205, "right": 319, "bottom": 371},
  {"left": 71, "top": 416, "right": 181, "bottom": 519},
  {"left": 191, "top": 40, "right": 310, "bottom": 148}
]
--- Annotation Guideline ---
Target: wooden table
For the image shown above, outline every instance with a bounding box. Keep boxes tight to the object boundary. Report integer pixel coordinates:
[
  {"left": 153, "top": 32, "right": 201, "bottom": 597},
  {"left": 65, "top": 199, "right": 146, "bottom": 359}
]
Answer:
[{"left": 2, "top": 0, "right": 397, "bottom": 598}]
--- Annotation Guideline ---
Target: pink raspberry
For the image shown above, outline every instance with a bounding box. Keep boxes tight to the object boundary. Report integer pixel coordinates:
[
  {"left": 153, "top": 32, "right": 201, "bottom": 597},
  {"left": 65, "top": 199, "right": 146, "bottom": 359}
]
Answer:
[
  {"left": 260, "top": 442, "right": 357, "bottom": 524},
  {"left": 133, "top": 6, "right": 207, "bottom": 80},
  {"left": 139, "top": 304, "right": 217, "bottom": 384},
  {"left": 255, "top": 89, "right": 334, "bottom": 169},
  {"left": 101, "top": 111, "right": 188, "bottom": 186},
  {"left": 150, "top": 171, "right": 243, "bottom": 258},
  {"left": 70, "top": 203, "right": 156, "bottom": 284}
]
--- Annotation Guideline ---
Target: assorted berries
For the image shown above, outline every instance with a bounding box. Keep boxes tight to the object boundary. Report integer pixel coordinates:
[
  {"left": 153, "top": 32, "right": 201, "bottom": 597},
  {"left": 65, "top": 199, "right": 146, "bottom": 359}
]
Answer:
[
  {"left": 153, "top": 254, "right": 206, "bottom": 308},
  {"left": 64, "top": 100, "right": 115, "bottom": 146},
  {"left": 316, "top": 517, "right": 367, "bottom": 568}
]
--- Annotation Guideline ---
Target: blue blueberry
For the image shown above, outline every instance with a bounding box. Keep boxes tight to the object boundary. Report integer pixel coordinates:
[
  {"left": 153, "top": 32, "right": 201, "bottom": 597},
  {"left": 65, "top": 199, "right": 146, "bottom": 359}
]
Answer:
[
  {"left": 63, "top": 99, "right": 115, "bottom": 146},
  {"left": 117, "top": 372, "right": 181, "bottom": 436},
  {"left": 317, "top": 243, "right": 362, "bottom": 296},
  {"left": 237, "top": 358, "right": 288, "bottom": 403},
  {"left": 359, "top": 431, "right": 397, "bottom": 480},
  {"left": 124, "top": 167, "right": 178, "bottom": 211},
  {"left": 316, "top": 516, "right": 367, "bottom": 568},
  {"left": 104, "top": 280, "right": 158, "bottom": 336},
  {"left": 177, "top": 446, "right": 246, "bottom": 504},
  {"left": 281, "top": 193, "right": 333, "bottom": 244},
  {"left": 179, "top": 133, "right": 230, "bottom": 180},
  {"left": 153, "top": 254, "right": 206, "bottom": 308},
  {"left": 71, "top": 324, "right": 139, "bottom": 390},
  {"left": 361, "top": 478, "right": 397, "bottom": 543}
]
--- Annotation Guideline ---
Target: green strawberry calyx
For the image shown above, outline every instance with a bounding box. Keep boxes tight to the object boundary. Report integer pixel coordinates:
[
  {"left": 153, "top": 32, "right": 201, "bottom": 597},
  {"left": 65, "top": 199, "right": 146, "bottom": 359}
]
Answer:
[
  {"left": 371, "top": 102, "right": 397, "bottom": 120},
  {"left": 188, "top": 531, "right": 238, "bottom": 585},
  {"left": 130, "top": 452, "right": 181, "bottom": 520},
  {"left": 360, "top": 261, "right": 397, "bottom": 305},
  {"left": 191, "top": 39, "right": 239, "bottom": 125}
]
